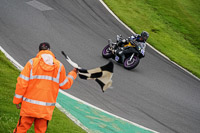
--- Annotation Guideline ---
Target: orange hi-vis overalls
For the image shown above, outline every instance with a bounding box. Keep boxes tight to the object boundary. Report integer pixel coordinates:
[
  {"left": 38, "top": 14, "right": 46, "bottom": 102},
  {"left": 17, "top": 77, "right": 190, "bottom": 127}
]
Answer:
[{"left": 13, "top": 50, "right": 77, "bottom": 133}]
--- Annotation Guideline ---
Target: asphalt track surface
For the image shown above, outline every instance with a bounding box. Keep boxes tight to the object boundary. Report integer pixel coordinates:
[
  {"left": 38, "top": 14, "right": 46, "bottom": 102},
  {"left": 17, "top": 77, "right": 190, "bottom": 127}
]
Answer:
[{"left": 1, "top": 0, "right": 200, "bottom": 133}]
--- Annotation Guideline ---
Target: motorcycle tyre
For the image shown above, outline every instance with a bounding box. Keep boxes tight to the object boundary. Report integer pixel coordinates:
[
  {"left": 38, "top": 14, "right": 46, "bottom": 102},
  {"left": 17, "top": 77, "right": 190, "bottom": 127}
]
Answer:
[
  {"left": 123, "top": 56, "right": 140, "bottom": 70},
  {"left": 102, "top": 44, "right": 113, "bottom": 59}
]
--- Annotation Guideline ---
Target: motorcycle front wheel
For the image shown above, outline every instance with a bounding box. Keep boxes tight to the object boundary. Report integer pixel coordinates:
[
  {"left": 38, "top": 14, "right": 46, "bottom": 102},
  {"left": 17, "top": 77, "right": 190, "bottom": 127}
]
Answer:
[
  {"left": 102, "top": 44, "right": 113, "bottom": 59},
  {"left": 124, "top": 56, "right": 140, "bottom": 70}
]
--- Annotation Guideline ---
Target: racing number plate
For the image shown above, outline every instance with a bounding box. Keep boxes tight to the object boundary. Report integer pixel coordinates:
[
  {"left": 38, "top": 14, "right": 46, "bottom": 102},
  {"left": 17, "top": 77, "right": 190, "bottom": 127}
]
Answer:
[{"left": 115, "top": 56, "right": 120, "bottom": 61}]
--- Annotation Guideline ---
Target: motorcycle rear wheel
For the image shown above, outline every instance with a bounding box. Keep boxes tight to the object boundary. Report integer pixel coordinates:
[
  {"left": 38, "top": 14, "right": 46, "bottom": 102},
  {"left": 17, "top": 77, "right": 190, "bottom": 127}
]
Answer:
[{"left": 124, "top": 56, "right": 140, "bottom": 70}]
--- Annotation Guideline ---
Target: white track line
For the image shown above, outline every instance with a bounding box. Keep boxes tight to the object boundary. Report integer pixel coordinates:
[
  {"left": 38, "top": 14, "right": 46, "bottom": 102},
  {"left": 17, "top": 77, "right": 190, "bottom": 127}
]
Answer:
[{"left": 99, "top": 0, "right": 199, "bottom": 81}]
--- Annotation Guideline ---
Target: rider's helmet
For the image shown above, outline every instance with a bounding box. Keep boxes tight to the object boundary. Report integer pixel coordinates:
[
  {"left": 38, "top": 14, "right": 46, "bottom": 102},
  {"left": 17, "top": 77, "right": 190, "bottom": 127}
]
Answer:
[{"left": 140, "top": 31, "right": 149, "bottom": 41}]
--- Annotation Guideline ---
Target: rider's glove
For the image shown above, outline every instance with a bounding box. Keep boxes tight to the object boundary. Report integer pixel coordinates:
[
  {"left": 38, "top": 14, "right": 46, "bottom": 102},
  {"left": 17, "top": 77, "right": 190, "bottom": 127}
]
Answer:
[{"left": 122, "top": 39, "right": 126, "bottom": 43}]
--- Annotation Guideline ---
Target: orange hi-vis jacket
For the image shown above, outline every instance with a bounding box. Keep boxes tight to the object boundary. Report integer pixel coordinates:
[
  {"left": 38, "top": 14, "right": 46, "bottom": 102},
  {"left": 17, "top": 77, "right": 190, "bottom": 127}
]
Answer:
[{"left": 13, "top": 50, "right": 77, "bottom": 120}]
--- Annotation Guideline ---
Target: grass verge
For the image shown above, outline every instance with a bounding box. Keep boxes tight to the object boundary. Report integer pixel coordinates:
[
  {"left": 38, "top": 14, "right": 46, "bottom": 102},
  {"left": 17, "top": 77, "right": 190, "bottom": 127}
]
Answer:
[
  {"left": 0, "top": 51, "right": 86, "bottom": 133},
  {"left": 103, "top": 0, "right": 200, "bottom": 78}
]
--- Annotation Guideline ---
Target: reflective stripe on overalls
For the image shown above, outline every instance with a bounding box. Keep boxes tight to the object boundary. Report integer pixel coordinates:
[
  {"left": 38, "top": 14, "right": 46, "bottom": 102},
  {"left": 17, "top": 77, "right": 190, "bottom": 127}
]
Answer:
[
  {"left": 29, "top": 59, "right": 61, "bottom": 83},
  {"left": 14, "top": 59, "right": 62, "bottom": 106}
]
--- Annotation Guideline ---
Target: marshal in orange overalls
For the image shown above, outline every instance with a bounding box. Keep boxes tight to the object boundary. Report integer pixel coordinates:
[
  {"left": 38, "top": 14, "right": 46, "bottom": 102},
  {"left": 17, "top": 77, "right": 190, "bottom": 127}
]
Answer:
[{"left": 13, "top": 50, "right": 77, "bottom": 133}]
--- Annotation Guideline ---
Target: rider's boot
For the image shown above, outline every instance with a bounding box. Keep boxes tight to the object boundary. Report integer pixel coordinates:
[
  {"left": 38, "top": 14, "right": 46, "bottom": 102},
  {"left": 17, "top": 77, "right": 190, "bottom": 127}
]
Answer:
[{"left": 112, "top": 49, "right": 117, "bottom": 54}]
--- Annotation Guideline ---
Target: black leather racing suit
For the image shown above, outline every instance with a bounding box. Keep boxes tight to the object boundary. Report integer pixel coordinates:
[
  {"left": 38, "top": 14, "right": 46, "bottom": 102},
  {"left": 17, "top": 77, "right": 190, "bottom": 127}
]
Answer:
[{"left": 117, "top": 35, "right": 146, "bottom": 63}]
